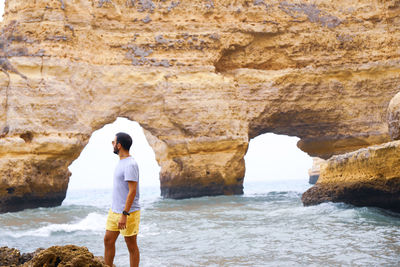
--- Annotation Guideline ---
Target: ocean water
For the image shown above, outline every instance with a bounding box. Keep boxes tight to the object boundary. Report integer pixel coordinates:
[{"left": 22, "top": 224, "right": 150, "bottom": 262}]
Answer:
[{"left": 0, "top": 179, "right": 399, "bottom": 267}]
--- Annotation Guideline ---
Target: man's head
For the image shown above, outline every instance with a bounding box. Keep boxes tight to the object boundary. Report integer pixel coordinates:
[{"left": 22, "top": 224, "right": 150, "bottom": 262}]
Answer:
[{"left": 112, "top": 132, "right": 132, "bottom": 155}]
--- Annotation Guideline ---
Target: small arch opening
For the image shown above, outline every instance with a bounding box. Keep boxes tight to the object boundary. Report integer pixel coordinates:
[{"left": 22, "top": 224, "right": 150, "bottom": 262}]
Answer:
[{"left": 244, "top": 132, "right": 313, "bottom": 192}]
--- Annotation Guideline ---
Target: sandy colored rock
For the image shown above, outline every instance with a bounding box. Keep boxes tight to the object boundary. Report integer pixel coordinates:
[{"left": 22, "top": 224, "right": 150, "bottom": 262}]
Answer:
[
  {"left": 0, "top": 247, "right": 43, "bottom": 267},
  {"left": 0, "top": 246, "right": 21, "bottom": 267},
  {"left": 302, "top": 140, "right": 400, "bottom": 212},
  {"left": 388, "top": 91, "right": 400, "bottom": 140},
  {"left": 22, "top": 245, "right": 106, "bottom": 267},
  {"left": 0, "top": 245, "right": 106, "bottom": 267},
  {"left": 308, "top": 157, "right": 326, "bottom": 184},
  {"left": 1, "top": 0, "right": 400, "bottom": 211}
]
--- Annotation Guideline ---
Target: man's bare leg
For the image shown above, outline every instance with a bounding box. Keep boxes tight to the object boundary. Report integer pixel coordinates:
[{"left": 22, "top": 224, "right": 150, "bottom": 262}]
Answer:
[
  {"left": 104, "top": 230, "right": 120, "bottom": 266},
  {"left": 125, "top": 234, "right": 139, "bottom": 267}
]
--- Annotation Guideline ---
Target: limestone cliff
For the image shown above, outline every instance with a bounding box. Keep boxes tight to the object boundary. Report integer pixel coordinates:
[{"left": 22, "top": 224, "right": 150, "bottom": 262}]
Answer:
[
  {"left": 303, "top": 91, "right": 400, "bottom": 211},
  {"left": 1, "top": 0, "right": 400, "bottom": 212},
  {"left": 302, "top": 91, "right": 400, "bottom": 211}
]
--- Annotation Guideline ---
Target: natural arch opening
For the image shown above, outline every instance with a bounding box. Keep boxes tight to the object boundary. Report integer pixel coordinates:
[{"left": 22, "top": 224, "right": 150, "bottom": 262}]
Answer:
[
  {"left": 244, "top": 133, "right": 313, "bottom": 192},
  {"left": 67, "top": 117, "right": 160, "bottom": 194}
]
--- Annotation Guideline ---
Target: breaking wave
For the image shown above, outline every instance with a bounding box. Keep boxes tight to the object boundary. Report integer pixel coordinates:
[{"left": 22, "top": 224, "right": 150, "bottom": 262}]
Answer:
[{"left": 6, "top": 212, "right": 106, "bottom": 238}]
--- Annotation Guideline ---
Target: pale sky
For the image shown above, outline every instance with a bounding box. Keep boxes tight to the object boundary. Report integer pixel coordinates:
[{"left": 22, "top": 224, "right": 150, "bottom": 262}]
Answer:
[
  {"left": 244, "top": 132, "right": 312, "bottom": 182},
  {"left": 0, "top": 1, "right": 312, "bottom": 190}
]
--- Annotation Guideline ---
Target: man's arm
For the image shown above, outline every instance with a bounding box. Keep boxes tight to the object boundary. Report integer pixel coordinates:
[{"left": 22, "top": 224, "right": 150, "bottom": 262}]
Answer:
[
  {"left": 123, "top": 181, "right": 137, "bottom": 213},
  {"left": 118, "top": 181, "right": 137, "bottom": 229}
]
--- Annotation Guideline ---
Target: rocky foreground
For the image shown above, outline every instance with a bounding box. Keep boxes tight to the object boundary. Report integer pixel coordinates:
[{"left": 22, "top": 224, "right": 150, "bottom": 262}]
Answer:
[{"left": 0, "top": 245, "right": 108, "bottom": 267}]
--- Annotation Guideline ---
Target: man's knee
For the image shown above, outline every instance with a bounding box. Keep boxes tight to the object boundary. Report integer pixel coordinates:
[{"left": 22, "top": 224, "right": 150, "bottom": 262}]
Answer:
[
  {"left": 104, "top": 231, "right": 118, "bottom": 247},
  {"left": 104, "top": 236, "right": 114, "bottom": 247},
  {"left": 124, "top": 235, "right": 138, "bottom": 252}
]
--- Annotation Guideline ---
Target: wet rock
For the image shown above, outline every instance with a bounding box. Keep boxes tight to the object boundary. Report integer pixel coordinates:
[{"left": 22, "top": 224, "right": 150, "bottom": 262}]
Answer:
[
  {"left": 0, "top": 247, "right": 43, "bottom": 266},
  {"left": 25, "top": 245, "right": 107, "bottom": 267},
  {"left": 302, "top": 180, "right": 400, "bottom": 213},
  {"left": 302, "top": 141, "right": 400, "bottom": 212},
  {"left": 0, "top": 247, "right": 21, "bottom": 266}
]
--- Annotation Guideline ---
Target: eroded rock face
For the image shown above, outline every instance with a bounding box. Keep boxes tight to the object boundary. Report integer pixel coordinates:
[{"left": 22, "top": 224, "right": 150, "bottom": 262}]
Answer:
[
  {"left": 308, "top": 157, "right": 326, "bottom": 184},
  {"left": 1, "top": 0, "right": 400, "bottom": 211},
  {"left": 0, "top": 155, "right": 70, "bottom": 213},
  {"left": 388, "top": 91, "right": 400, "bottom": 140},
  {"left": 302, "top": 141, "right": 400, "bottom": 212},
  {"left": 302, "top": 86, "right": 400, "bottom": 211}
]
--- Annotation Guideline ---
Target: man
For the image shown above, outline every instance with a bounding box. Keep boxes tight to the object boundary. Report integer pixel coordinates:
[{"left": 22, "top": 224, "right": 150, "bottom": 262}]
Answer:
[{"left": 104, "top": 132, "right": 140, "bottom": 267}]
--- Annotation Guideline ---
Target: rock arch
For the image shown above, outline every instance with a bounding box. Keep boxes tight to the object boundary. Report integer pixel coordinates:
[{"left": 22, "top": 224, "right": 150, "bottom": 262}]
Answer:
[
  {"left": 67, "top": 117, "right": 160, "bottom": 190},
  {"left": 1, "top": 0, "right": 399, "bottom": 212}
]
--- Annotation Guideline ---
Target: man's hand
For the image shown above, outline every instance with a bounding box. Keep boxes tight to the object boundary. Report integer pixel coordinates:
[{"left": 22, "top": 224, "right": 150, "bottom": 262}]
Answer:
[
  {"left": 119, "top": 181, "right": 137, "bottom": 230},
  {"left": 118, "top": 214, "right": 127, "bottom": 229}
]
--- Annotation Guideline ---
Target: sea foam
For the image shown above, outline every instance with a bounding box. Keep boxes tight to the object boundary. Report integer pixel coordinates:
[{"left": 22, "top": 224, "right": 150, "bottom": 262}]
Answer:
[{"left": 6, "top": 212, "right": 106, "bottom": 238}]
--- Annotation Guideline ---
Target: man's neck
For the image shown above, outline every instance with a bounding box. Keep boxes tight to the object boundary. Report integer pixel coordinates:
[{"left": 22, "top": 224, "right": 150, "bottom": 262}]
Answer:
[{"left": 119, "top": 151, "right": 130, "bottom": 160}]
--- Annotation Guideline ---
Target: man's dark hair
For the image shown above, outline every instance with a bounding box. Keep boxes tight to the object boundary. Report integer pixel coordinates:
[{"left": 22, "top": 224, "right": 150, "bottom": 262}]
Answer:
[{"left": 116, "top": 132, "right": 132, "bottom": 151}]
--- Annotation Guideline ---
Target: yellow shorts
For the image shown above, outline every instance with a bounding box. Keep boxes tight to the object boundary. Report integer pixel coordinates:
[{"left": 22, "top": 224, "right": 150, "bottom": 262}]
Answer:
[{"left": 106, "top": 209, "right": 140, "bottom": 237}]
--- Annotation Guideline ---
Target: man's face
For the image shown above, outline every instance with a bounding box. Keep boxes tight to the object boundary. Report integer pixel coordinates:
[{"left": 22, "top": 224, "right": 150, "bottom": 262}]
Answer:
[{"left": 112, "top": 136, "right": 120, "bottom": 155}]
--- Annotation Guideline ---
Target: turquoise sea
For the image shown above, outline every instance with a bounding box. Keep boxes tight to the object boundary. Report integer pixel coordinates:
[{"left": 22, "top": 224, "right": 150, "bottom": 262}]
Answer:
[{"left": 1, "top": 179, "right": 399, "bottom": 267}]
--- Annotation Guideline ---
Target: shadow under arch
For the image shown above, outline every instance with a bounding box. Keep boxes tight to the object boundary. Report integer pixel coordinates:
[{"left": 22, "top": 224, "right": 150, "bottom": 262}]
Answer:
[{"left": 67, "top": 117, "right": 160, "bottom": 192}]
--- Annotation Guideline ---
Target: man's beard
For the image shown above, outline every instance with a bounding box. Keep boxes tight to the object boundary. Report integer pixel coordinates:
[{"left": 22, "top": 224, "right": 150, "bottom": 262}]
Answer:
[{"left": 113, "top": 145, "right": 119, "bottom": 155}]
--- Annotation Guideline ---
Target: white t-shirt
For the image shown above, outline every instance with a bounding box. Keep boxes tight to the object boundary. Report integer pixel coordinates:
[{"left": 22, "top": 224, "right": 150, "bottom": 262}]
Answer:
[{"left": 111, "top": 156, "right": 140, "bottom": 213}]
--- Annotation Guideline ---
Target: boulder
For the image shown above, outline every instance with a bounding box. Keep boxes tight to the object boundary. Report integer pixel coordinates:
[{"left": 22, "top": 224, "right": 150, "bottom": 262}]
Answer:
[
  {"left": 24, "top": 245, "right": 106, "bottom": 267},
  {"left": 302, "top": 141, "right": 400, "bottom": 212}
]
